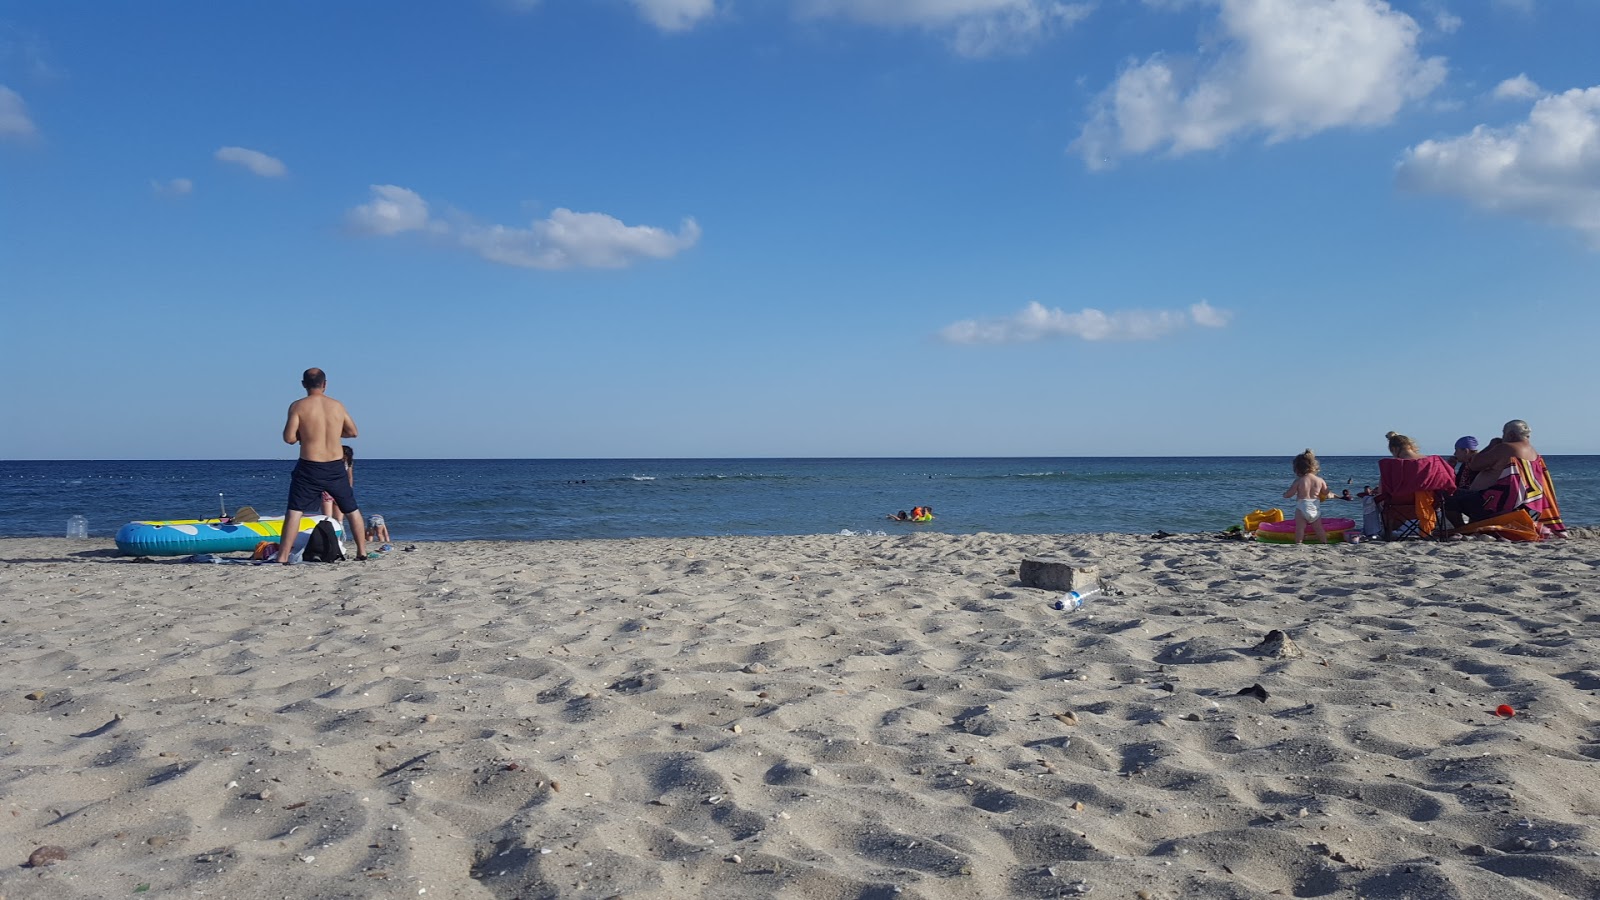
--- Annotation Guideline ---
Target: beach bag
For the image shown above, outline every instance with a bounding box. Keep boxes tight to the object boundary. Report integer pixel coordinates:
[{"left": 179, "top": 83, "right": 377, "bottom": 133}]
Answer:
[
  {"left": 302, "top": 519, "right": 345, "bottom": 563},
  {"left": 1361, "top": 496, "right": 1382, "bottom": 537}
]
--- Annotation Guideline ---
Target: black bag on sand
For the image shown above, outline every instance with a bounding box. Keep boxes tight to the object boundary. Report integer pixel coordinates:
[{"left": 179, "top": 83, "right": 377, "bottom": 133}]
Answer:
[{"left": 302, "top": 519, "right": 345, "bottom": 563}]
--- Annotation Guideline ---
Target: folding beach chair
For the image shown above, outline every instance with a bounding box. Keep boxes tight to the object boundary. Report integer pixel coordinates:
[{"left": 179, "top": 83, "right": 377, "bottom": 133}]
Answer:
[{"left": 1377, "top": 456, "right": 1458, "bottom": 540}]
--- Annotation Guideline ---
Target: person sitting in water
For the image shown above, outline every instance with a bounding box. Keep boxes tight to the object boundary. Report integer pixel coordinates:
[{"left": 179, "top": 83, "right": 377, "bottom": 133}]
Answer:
[{"left": 912, "top": 506, "right": 935, "bottom": 522}]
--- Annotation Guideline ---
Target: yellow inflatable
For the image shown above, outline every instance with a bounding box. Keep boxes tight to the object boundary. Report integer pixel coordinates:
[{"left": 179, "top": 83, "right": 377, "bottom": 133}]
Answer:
[{"left": 1243, "top": 508, "right": 1284, "bottom": 533}]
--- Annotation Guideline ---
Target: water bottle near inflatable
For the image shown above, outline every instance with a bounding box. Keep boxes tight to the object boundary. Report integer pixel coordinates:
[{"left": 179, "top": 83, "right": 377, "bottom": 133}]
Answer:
[
  {"left": 66, "top": 515, "right": 88, "bottom": 539},
  {"left": 1053, "top": 588, "right": 1100, "bottom": 611}
]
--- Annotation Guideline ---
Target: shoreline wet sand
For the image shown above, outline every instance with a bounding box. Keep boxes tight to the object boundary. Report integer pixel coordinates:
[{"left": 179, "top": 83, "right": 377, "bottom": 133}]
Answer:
[{"left": 2, "top": 532, "right": 1599, "bottom": 898}]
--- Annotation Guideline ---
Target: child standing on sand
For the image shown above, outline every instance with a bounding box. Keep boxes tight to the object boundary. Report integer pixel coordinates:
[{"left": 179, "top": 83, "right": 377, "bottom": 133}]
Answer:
[{"left": 1283, "top": 449, "right": 1331, "bottom": 545}]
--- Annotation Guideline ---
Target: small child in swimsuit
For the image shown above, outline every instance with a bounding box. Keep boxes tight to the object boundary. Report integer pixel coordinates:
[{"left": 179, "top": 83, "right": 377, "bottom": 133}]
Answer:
[{"left": 1282, "top": 449, "right": 1331, "bottom": 544}]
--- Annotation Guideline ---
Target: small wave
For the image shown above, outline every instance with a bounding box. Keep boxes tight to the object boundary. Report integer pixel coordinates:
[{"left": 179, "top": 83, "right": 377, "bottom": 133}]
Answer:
[{"left": 629, "top": 475, "right": 656, "bottom": 481}]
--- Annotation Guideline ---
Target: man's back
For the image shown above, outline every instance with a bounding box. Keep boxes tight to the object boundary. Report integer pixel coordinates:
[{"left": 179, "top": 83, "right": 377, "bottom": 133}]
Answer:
[{"left": 287, "top": 394, "right": 353, "bottom": 462}]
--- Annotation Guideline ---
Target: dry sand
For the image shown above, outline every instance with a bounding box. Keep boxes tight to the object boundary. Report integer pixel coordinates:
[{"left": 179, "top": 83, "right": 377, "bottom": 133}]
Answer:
[{"left": 2, "top": 531, "right": 1599, "bottom": 899}]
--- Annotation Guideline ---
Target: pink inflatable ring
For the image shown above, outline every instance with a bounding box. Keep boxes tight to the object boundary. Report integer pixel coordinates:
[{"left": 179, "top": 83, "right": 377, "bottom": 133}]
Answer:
[{"left": 1254, "top": 517, "right": 1356, "bottom": 544}]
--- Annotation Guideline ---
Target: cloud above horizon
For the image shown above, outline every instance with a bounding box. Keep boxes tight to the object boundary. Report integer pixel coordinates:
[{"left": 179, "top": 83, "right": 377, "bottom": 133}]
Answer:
[
  {"left": 1396, "top": 85, "right": 1600, "bottom": 248},
  {"left": 630, "top": 0, "right": 718, "bottom": 31},
  {"left": 507, "top": 0, "right": 1092, "bottom": 55},
  {"left": 0, "top": 85, "right": 36, "bottom": 139},
  {"left": 151, "top": 177, "right": 194, "bottom": 196},
  {"left": 941, "top": 300, "right": 1232, "bottom": 344},
  {"left": 1492, "top": 73, "right": 1541, "bottom": 101},
  {"left": 215, "top": 146, "right": 287, "bottom": 177},
  {"left": 798, "top": 0, "right": 1095, "bottom": 56},
  {"left": 1073, "top": 0, "right": 1447, "bottom": 169},
  {"left": 347, "top": 184, "right": 702, "bottom": 270}
]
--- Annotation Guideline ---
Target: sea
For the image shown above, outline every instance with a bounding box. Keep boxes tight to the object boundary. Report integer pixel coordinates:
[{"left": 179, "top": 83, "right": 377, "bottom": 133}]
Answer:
[{"left": 3, "top": 457, "right": 1598, "bottom": 542}]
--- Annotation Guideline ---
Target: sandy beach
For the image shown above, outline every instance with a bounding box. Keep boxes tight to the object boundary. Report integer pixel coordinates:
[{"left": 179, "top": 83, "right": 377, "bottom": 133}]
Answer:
[{"left": 2, "top": 531, "right": 1599, "bottom": 899}]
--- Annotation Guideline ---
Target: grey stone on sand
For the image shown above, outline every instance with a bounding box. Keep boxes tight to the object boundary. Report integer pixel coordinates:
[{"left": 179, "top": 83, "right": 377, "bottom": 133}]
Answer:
[
  {"left": 1018, "top": 559, "right": 1099, "bottom": 592},
  {"left": 1253, "top": 629, "right": 1305, "bottom": 660}
]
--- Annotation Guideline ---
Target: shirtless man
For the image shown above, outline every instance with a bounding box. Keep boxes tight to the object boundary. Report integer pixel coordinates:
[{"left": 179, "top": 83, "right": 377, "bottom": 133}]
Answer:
[
  {"left": 278, "top": 368, "right": 368, "bottom": 563},
  {"left": 1450, "top": 420, "right": 1538, "bottom": 522}
]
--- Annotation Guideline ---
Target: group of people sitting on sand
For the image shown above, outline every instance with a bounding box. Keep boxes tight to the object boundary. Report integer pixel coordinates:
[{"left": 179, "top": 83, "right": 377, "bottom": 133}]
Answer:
[{"left": 1283, "top": 419, "right": 1564, "bottom": 544}]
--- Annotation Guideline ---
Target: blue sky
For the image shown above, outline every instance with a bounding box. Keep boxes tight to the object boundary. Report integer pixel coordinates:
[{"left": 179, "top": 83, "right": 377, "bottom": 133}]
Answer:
[{"left": 3, "top": 0, "right": 1597, "bottom": 460}]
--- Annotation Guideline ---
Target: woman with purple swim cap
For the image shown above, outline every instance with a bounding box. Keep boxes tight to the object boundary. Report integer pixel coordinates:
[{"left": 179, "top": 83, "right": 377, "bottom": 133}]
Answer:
[{"left": 1451, "top": 436, "right": 1479, "bottom": 490}]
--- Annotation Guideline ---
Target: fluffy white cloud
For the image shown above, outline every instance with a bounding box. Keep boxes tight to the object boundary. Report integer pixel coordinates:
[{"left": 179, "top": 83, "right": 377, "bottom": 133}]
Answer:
[
  {"left": 1493, "top": 74, "right": 1541, "bottom": 101},
  {"left": 941, "top": 300, "right": 1231, "bottom": 344},
  {"left": 215, "top": 146, "right": 287, "bottom": 177},
  {"left": 1396, "top": 86, "right": 1600, "bottom": 247},
  {"left": 630, "top": 0, "right": 717, "bottom": 31},
  {"left": 151, "top": 177, "right": 194, "bottom": 196},
  {"left": 458, "top": 209, "right": 702, "bottom": 269},
  {"left": 347, "top": 185, "right": 433, "bottom": 236},
  {"left": 0, "top": 85, "right": 36, "bottom": 139},
  {"left": 1074, "top": 0, "right": 1447, "bottom": 169},
  {"left": 799, "top": 0, "right": 1093, "bottom": 56},
  {"left": 346, "top": 186, "right": 701, "bottom": 270}
]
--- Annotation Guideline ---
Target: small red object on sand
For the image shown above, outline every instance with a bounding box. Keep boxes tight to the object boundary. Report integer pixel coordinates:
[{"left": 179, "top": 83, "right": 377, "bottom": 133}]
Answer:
[{"left": 1495, "top": 704, "right": 1515, "bottom": 718}]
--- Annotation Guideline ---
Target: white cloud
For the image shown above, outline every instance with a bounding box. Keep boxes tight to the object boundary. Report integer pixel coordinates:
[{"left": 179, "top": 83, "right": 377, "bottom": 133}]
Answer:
[
  {"left": 1396, "top": 86, "right": 1600, "bottom": 248},
  {"left": 215, "top": 146, "right": 287, "bottom": 177},
  {"left": 630, "top": 0, "right": 717, "bottom": 31},
  {"left": 1492, "top": 74, "right": 1541, "bottom": 101},
  {"left": 346, "top": 185, "right": 701, "bottom": 270},
  {"left": 799, "top": 0, "right": 1095, "bottom": 56},
  {"left": 941, "top": 300, "right": 1231, "bottom": 344},
  {"left": 1433, "top": 10, "right": 1462, "bottom": 33},
  {"left": 347, "top": 185, "right": 433, "bottom": 236},
  {"left": 1073, "top": 0, "right": 1447, "bottom": 169},
  {"left": 0, "top": 85, "right": 36, "bottom": 139},
  {"left": 458, "top": 209, "right": 702, "bottom": 269},
  {"left": 151, "top": 177, "right": 194, "bottom": 196}
]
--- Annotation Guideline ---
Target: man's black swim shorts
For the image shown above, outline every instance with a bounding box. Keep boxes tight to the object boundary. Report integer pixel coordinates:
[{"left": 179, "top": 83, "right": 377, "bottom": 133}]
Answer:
[{"left": 288, "top": 459, "right": 358, "bottom": 513}]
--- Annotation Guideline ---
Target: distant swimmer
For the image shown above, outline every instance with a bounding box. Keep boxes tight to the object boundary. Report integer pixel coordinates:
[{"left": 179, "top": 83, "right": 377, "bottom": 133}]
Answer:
[
  {"left": 887, "top": 510, "right": 910, "bottom": 521},
  {"left": 888, "top": 506, "right": 935, "bottom": 523}
]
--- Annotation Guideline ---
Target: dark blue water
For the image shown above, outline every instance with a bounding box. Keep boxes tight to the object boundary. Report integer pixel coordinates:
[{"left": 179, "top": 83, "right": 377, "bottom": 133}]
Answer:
[{"left": 3, "top": 457, "right": 1597, "bottom": 541}]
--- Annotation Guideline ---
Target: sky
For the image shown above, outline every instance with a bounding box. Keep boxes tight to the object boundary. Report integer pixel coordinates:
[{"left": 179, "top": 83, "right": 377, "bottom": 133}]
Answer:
[{"left": 2, "top": 0, "right": 1598, "bottom": 460}]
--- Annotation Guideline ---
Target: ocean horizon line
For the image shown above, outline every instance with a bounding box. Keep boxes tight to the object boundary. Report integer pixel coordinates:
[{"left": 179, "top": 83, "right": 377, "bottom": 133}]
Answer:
[{"left": 10, "top": 452, "right": 1600, "bottom": 464}]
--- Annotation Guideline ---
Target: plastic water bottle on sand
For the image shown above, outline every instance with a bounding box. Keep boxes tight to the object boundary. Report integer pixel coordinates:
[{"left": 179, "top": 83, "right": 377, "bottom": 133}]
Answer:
[
  {"left": 66, "top": 515, "right": 88, "bottom": 539},
  {"left": 1053, "top": 588, "right": 1100, "bottom": 611}
]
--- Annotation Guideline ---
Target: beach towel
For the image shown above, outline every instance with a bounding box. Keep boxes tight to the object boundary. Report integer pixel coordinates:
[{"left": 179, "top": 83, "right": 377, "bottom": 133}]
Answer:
[
  {"left": 1480, "top": 456, "right": 1565, "bottom": 534},
  {"left": 1529, "top": 457, "right": 1565, "bottom": 533},
  {"left": 1456, "top": 508, "right": 1543, "bottom": 542}
]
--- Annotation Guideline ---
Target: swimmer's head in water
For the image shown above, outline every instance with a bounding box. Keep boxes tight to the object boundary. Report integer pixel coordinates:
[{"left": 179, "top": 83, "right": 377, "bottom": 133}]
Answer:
[{"left": 302, "top": 367, "right": 327, "bottom": 390}]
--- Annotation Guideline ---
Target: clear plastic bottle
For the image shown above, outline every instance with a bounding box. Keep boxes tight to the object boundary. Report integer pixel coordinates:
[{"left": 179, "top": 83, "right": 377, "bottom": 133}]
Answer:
[
  {"left": 1053, "top": 588, "right": 1100, "bottom": 611},
  {"left": 66, "top": 515, "right": 88, "bottom": 539}
]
